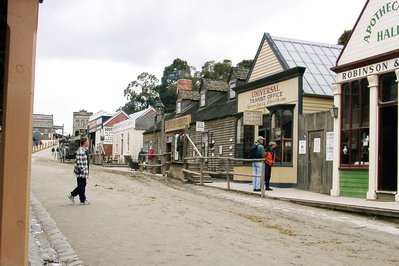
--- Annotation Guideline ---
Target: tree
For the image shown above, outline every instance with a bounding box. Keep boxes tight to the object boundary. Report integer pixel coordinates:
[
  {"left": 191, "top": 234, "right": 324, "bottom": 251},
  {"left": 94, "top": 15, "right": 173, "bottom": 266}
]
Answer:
[
  {"left": 122, "top": 72, "right": 159, "bottom": 114},
  {"left": 200, "top": 59, "right": 232, "bottom": 81},
  {"left": 157, "top": 58, "right": 194, "bottom": 113},
  {"left": 338, "top": 30, "right": 352, "bottom": 45},
  {"left": 237, "top": 59, "right": 253, "bottom": 69}
]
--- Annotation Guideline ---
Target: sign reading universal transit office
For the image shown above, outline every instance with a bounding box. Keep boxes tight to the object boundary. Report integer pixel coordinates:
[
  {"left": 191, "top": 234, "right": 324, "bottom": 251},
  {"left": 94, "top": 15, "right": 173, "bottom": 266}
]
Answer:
[{"left": 237, "top": 78, "right": 298, "bottom": 113}]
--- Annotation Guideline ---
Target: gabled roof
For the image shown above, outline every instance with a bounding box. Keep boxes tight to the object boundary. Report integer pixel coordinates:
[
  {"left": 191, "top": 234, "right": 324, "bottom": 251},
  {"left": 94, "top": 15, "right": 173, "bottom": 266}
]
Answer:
[
  {"left": 248, "top": 33, "right": 342, "bottom": 96},
  {"left": 129, "top": 107, "right": 155, "bottom": 120},
  {"left": 228, "top": 67, "right": 249, "bottom": 82},
  {"left": 177, "top": 90, "right": 200, "bottom": 101},
  {"left": 200, "top": 79, "right": 229, "bottom": 92},
  {"left": 88, "top": 110, "right": 113, "bottom": 122},
  {"left": 103, "top": 110, "right": 130, "bottom": 126}
]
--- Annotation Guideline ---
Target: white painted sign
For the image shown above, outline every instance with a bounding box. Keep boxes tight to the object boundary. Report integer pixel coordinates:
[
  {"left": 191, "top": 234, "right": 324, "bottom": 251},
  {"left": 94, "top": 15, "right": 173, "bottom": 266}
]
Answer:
[
  {"left": 299, "top": 140, "right": 307, "bottom": 155},
  {"left": 326, "top": 132, "right": 334, "bottom": 161},
  {"left": 313, "top": 138, "right": 321, "bottom": 153},
  {"left": 243, "top": 111, "right": 263, "bottom": 125},
  {"left": 338, "top": 0, "right": 399, "bottom": 65},
  {"left": 337, "top": 57, "right": 399, "bottom": 82},
  {"left": 196, "top": 121, "right": 205, "bottom": 132},
  {"left": 103, "top": 126, "right": 113, "bottom": 144}
]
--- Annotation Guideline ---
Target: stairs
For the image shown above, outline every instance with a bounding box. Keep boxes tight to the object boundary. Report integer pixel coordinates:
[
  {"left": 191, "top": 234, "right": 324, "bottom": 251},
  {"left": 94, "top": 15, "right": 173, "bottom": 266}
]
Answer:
[{"left": 185, "top": 162, "right": 213, "bottom": 183}]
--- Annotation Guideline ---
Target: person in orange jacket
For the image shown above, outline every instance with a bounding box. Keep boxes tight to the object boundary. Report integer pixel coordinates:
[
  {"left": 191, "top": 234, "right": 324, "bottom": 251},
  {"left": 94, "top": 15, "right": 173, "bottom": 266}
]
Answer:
[{"left": 264, "top": 141, "right": 277, "bottom": 191}]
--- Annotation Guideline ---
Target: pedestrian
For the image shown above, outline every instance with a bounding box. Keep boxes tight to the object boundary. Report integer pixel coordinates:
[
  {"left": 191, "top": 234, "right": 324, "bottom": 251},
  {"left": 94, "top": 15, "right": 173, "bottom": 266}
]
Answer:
[
  {"left": 54, "top": 146, "right": 59, "bottom": 160},
  {"left": 51, "top": 147, "right": 55, "bottom": 157},
  {"left": 250, "top": 136, "right": 265, "bottom": 192},
  {"left": 68, "top": 137, "right": 90, "bottom": 205},
  {"left": 265, "top": 141, "right": 277, "bottom": 191},
  {"left": 138, "top": 148, "right": 145, "bottom": 164}
]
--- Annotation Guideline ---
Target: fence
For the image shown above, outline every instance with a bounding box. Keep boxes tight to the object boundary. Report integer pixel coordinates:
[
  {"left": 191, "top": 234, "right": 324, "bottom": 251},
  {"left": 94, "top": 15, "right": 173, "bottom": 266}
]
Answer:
[{"left": 32, "top": 140, "right": 58, "bottom": 153}]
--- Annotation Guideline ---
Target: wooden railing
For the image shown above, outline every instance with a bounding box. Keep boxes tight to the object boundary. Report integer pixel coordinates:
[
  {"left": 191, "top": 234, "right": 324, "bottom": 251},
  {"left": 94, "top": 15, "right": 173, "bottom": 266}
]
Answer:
[{"left": 32, "top": 140, "right": 58, "bottom": 153}]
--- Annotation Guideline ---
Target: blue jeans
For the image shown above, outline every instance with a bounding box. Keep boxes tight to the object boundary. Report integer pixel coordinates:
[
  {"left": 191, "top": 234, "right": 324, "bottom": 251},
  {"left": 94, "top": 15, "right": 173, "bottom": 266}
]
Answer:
[{"left": 252, "top": 162, "right": 262, "bottom": 190}]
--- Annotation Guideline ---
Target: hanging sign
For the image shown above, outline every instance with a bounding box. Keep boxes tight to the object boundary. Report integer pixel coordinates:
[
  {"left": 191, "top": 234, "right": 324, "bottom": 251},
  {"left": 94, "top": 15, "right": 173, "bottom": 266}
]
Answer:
[
  {"left": 326, "top": 132, "right": 334, "bottom": 161},
  {"left": 243, "top": 111, "right": 263, "bottom": 125}
]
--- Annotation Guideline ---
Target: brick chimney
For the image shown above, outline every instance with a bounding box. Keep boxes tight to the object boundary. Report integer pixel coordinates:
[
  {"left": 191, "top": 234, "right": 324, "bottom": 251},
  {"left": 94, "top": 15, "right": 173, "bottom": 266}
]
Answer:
[{"left": 176, "top": 79, "right": 192, "bottom": 93}]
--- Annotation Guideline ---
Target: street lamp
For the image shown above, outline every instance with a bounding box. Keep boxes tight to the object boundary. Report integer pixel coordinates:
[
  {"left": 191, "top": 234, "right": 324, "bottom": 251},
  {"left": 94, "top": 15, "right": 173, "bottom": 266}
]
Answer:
[{"left": 154, "top": 99, "right": 165, "bottom": 175}]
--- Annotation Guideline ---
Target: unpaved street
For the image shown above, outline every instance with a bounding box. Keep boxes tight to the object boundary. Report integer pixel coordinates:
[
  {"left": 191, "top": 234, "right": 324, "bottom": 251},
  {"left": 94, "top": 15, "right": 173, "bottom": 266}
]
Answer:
[{"left": 31, "top": 149, "right": 399, "bottom": 266}]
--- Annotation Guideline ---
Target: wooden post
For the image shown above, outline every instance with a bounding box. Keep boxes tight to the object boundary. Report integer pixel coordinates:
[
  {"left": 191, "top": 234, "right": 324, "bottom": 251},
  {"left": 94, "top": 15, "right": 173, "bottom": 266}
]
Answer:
[
  {"left": 261, "top": 161, "right": 265, "bottom": 197},
  {"left": 0, "top": 0, "right": 39, "bottom": 264},
  {"left": 226, "top": 159, "right": 231, "bottom": 190},
  {"left": 199, "top": 157, "right": 204, "bottom": 185}
]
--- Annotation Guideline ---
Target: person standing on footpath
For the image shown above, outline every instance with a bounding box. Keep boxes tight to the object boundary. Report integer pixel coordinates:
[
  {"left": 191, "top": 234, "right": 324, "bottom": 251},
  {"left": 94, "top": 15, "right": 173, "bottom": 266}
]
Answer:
[
  {"left": 264, "top": 141, "right": 277, "bottom": 191},
  {"left": 68, "top": 137, "right": 90, "bottom": 205},
  {"left": 250, "top": 136, "right": 265, "bottom": 192}
]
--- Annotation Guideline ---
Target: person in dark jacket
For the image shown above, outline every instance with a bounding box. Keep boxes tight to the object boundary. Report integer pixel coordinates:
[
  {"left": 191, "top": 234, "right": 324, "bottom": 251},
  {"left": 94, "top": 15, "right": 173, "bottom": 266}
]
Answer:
[
  {"left": 264, "top": 141, "right": 277, "bottom": 191},
  {"left": 68, "top": 137, "right": 90, "bottom": 205}
]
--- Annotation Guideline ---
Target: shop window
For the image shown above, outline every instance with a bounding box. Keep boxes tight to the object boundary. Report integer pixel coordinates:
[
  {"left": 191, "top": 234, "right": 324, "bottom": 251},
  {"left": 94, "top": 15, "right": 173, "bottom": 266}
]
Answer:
[
  {"left": 229, "top": 80, "right": 236, "bottom": 99},
  {"left": 380, "top": 72, "right": 397, "bottom": 103},
  {"left": 340, "top": 78, "right": 369, "bottom": 167},
  {"left": 270, "top": 108, "right": 293, "bottom": 165},
  {"left": 200, "top": 91, "right": 206, "bottom": 107},
  {"left": 176, "top": 101, "right": 182, "bottom": 114}
]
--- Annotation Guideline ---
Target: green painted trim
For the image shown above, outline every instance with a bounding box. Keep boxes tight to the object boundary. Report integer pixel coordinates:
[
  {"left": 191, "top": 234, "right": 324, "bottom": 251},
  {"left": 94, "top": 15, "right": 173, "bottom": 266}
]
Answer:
[{"left": 340, "top": 170, "right": 369, "bottom": 198}]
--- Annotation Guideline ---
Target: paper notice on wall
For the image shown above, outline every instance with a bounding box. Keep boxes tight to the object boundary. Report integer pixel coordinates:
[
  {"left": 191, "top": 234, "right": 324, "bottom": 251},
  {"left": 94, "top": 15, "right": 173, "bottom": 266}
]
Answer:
[
  {"left": 299, "top": 140, "right": 306, "bottom": 154},
  {"left": 313, "top": 138, "right": 321, "bottom": 153},
  {"left": 326, "top": 132, "right": 334, "bottom": 161}
]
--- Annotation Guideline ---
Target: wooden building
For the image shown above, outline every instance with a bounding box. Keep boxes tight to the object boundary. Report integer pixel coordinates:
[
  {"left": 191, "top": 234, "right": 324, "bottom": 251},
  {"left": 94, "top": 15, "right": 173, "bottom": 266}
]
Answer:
[
  {"left": 234, "top": 33, "right": 341, "bottom": 188},
  {"left": 331, "top": 0, "right": 399, "bottom": 201}
]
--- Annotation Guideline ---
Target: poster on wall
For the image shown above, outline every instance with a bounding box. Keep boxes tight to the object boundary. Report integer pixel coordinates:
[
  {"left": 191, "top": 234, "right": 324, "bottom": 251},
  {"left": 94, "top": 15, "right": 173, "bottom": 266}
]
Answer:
[
  {"left": 313, "top": 138, "right": 321, "bottom": 153},
  {"left": 326, "top": 132, "right": 334, "bottom": 161},
  {"left": 243, "top": 111, "right": 263, "bottom": 125},
  {"left": 299, "top": 140, "right": 306, "bottom": 154}
]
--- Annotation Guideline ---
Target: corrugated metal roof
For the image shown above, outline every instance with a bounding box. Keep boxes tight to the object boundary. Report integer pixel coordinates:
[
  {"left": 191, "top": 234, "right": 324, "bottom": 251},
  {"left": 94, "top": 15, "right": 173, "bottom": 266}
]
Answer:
[{"left": 269, "top": 35, "right": 342, "bottom": 96}]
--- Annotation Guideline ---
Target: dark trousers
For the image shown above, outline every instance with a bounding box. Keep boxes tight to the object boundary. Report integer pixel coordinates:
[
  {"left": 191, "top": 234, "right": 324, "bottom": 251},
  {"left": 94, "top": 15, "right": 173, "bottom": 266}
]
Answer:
[
  {"left": 265, "top": 165, "right": 272, "bottom": 189},
  {"left": 71, "top": 177, "right": 87, "bottom": 203}
]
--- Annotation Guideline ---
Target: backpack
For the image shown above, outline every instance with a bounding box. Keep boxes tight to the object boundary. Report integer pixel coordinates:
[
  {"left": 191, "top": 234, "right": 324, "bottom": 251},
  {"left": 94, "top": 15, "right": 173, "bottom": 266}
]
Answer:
[{"left": 249, "top": 144, "right": 261, "bottom": 159}]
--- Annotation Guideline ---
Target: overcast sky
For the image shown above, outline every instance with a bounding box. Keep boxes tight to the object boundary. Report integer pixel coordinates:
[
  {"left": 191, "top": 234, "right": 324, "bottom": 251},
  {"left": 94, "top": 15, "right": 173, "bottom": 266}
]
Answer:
[{"left": 34, "top": 0, "right": 366, "bottom": 134}]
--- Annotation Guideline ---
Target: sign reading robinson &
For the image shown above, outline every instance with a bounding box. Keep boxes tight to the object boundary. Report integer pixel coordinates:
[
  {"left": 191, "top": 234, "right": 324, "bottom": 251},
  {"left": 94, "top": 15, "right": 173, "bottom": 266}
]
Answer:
[
  {"left": 243, "top": 111, "right": 263, "bottom": 125},
  {"left": 165, "top": 115, "right": 191, "bottom": 133}
]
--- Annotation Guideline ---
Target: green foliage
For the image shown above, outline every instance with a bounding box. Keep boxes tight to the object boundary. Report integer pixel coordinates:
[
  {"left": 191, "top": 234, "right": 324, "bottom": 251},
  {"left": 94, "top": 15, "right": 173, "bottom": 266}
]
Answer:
[
  {"left": 338, "top": 30, "right": 352, "bottom": 45},
  {"left": 237, "top": 59, "right": 253, "bottom": 69},
  {"left": 123, "top": 72, "right": 159, "bottom": 114},
  {"left": 201, "top": 59, "right": 232, "bottom": 81}
]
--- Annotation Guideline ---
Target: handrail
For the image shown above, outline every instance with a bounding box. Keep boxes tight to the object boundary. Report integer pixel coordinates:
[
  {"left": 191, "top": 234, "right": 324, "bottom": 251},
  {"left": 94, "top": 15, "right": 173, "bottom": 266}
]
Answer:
[{"left": 185, "top": 134, "right": 202, "bottom": 158}]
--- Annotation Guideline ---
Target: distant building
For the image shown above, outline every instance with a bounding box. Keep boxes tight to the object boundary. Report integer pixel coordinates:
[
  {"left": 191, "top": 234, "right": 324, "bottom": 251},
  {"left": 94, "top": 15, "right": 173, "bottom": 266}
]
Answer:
[
  {"left": 32, "top": 114, "right": 53, "bottom": 140},
  {"left": 72, "top": 110, "right": 93, "bottom": 136}
]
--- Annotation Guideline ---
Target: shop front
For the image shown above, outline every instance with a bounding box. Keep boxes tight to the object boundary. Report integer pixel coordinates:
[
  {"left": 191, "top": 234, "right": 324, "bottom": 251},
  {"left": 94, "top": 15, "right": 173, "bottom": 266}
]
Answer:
[{"left": 331, "top": 0, "right": 399, "bottom": 201}]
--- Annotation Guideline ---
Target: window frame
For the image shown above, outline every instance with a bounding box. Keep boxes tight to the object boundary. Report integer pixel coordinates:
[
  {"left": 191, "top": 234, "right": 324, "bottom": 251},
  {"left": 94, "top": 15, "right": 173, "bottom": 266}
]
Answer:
[
  {"left": 200, "top": 91, "right": 206, "bottom": 107},
  {"left": 176, "top": 100, "right": 182, "bottom": 114},
  {"left": 340, "top": 78, "right": 369, "bottom": 169}
]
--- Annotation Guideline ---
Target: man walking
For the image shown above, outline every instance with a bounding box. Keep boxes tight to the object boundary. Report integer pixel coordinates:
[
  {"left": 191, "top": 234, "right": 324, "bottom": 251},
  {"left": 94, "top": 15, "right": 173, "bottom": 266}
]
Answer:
[
  {"left": 68, "top": 137, "right": 90, "bottom": 205},
  {"left": 250, "top": 136, "right": 265, "bottom": 192}
]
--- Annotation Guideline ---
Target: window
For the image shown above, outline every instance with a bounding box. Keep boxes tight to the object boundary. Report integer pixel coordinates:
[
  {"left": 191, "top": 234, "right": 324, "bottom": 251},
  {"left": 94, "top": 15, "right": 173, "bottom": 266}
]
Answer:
[
  {"left": 229, "top": 80, "right": 236, "bottom": 99},
  {"left": 340, "top": 78, "right": 369, "bottom": 167},
  {"left": 176, "top": 101, "right": 182, "bottom": 114},
  {"left": 270, "top": 107, "right": 293, "bottom": 165},
  {"left": 200, "top": 91, "right": 206, "bottom": 107}
]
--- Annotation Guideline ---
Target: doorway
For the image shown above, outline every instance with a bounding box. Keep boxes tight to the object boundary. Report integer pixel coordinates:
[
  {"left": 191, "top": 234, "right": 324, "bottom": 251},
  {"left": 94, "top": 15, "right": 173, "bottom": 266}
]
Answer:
[
  {"left": 378, "top": 105, "right": 398, "bottom": 191},
  {"left": 308, "top": 130, "right": 323, "bottom": 192}
]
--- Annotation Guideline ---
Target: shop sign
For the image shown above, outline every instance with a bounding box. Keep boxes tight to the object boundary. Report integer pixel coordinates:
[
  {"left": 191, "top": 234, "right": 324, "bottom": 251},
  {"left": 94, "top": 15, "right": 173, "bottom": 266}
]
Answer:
[
  {"left": 165, "top": 115, "right": 191, "bottom": 133},
  {"left": 103, "top": 126, "right": 113, "bottom": 144},
  {"left": 337, "top": 57, "right": 399, "bottom": 82},
  {"left": 237, "top": 78, "right": 298, "bottom": 112},
  {"left": 338, "top": 1, "right": 399, "bottom": 65},
  {"left": 326, "top": 132, "right": 334, "bottom": 161},
  {"left": 196, "top": 121, "right": 205, "bottom": 132},
  {"left": 243, "top": 111, "right": 263, "bottom": 125}
]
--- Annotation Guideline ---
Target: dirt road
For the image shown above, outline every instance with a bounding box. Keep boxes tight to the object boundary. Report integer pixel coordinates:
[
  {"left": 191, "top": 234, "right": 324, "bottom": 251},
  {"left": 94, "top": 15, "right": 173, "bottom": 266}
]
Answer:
[{"left": 31, "top": 149, "right": 399, "bottom": 265}]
